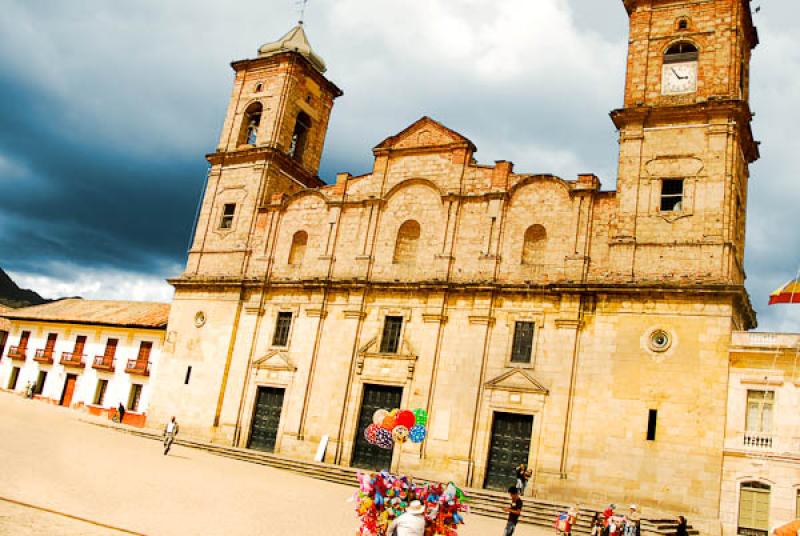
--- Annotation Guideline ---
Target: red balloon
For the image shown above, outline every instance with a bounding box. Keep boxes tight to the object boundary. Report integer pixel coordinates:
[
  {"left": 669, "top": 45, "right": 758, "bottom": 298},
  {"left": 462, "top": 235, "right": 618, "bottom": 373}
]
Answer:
[{"left": 395, "top": 410, "right": 415, "bottom": 429}]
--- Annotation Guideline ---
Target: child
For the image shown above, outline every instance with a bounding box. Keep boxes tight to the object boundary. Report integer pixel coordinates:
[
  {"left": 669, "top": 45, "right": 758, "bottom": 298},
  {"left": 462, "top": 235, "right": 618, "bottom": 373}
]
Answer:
[{"left": 590, "top": 512, "right": 603, "bottom": 536}]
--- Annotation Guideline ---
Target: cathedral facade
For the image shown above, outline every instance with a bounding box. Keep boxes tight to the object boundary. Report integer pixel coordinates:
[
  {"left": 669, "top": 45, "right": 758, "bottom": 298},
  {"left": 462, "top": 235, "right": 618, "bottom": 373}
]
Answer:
[{"left": 149, "top": 1, "right": 759, "bottom": 532}]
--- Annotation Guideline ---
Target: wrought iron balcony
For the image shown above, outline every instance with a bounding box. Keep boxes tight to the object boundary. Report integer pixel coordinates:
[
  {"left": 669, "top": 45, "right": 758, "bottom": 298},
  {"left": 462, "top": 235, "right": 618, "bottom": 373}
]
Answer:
[
  {"left": 92, "top": 355, "right": 115, "bottom": 372},
  {"left": 33, "top": 349, "right": 54, "bottom": 364},
  {"left": 60, "top": 352, "right": 85, "bottom": 368},
  {"left": 7, "top": 346, "right": 27, "bottom": 361},
  {"left": 743, "top": 431, "right": 773, "bottom": 449},
  {"left": 125, "top": 359, "right": 150, "bottom": 376}
]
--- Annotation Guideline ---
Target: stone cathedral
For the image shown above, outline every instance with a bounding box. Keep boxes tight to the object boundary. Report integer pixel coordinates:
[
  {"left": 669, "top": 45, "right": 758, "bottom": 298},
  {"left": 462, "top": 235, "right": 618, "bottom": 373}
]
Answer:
[{"left": 150, "top": 1, "right": 759, "bottom": 532}]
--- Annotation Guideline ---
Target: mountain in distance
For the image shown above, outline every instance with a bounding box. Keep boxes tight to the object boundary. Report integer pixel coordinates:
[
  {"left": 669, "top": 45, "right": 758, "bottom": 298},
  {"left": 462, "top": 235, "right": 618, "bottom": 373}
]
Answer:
[{"left": 0, "top": 267, "right": 50, "bottom": 308}]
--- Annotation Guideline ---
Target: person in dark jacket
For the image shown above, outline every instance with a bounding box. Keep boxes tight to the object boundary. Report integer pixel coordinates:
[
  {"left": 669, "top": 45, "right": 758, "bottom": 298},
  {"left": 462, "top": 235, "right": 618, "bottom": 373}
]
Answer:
[
  {"left": 117, "top": 403, "right": 126, "bottom": 423},
  {"left": 675, "top": 516, "right": 688, "bottom": 536}
]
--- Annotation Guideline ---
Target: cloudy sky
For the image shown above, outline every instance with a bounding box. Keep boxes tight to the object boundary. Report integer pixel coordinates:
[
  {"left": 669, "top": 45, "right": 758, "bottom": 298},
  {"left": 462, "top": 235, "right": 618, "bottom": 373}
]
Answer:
[{"left": 1, "top": 0, "right": 798, "bottom": 331}]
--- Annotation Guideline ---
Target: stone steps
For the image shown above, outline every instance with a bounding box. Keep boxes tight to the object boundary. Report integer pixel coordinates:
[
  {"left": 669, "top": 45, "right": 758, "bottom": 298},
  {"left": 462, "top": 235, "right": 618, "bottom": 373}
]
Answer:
[{"left": 98, "top": 423, "right": 697, "bottom": 535}]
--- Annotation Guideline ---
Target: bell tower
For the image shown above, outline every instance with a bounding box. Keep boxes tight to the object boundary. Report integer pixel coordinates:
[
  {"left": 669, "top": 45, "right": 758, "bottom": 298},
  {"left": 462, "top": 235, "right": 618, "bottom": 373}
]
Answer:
[
  {"left": 185, "top": 23, "right": 342, "bottom": 278},
  {"left": 610, "top": 0, "right": 759, "bottom": 287}
]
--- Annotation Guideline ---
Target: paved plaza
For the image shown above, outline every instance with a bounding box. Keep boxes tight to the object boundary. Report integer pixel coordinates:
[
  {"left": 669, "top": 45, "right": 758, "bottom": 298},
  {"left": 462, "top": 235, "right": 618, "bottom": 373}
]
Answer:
[{"left": 0, "top": 392, "right": 548, "bottom": 535}]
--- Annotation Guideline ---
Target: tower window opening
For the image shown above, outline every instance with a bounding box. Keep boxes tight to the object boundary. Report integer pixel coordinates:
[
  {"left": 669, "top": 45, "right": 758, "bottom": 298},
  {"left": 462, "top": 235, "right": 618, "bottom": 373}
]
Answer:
[
  {"left": 240, "top": 102, "right": 263, "bottom": 146},
  {"left": 677, "top": 18, "right": 689, "bottom": 31},
  {"left": 219, "top": 203, "right": 236, "bottom": 230},
  {"left": 254, "top": 83, "right": 263, "bottom": 93},
  {"left": 660, "top": 179, "right": 684, "bottom": 212},
  {"left": 289, "top": 112, "right": 312, "bottom": 162},
  {"left": 664, "top": 41, "right": 698, "bottom": 64}
]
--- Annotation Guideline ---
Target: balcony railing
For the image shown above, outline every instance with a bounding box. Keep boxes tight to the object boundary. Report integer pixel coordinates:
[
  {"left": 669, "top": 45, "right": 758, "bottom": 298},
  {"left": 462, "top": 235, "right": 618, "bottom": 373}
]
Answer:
[
  {"left": 60, "top": 352, "right": 85, "bottom": 368},
  {"left": 125, "top": 359, "right": 150, "bottom": 376},
  {"left": 7, "top": 346, "right": 27, "bottom": 361},
  {"left": 92, "top": 355, "right": 115, "bottom": 372},
  {"left": 33, "top": 349, "right": 54, "bottom": 364},
  {"left": 743, "top": 431, "right": 773, "bottom": 449}
]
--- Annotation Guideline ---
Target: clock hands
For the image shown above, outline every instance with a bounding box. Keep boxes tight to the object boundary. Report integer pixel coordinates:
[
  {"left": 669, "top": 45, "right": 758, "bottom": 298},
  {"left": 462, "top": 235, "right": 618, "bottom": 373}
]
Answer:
[{"left": 670, "top": 67, "right": 688, "bottom": 80}]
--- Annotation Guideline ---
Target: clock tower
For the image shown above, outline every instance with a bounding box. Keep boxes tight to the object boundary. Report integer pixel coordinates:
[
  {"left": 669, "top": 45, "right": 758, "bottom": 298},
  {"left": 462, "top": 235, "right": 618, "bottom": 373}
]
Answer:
[{"left": 610, "top": 0, "right": 759, "bottom": 298}]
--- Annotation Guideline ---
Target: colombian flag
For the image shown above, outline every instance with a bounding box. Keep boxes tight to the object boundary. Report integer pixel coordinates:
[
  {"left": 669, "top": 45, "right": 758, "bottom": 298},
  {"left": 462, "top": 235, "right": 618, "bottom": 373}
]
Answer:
[{"left": 769, "top": 277, "right": 800, "bottom": 305}]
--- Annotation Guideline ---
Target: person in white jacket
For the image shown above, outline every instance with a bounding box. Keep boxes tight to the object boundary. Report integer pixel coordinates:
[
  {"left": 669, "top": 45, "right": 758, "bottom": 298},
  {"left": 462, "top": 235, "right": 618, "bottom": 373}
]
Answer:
[{"left": 387, "top": 500, "right": 425, "bottom": 536}]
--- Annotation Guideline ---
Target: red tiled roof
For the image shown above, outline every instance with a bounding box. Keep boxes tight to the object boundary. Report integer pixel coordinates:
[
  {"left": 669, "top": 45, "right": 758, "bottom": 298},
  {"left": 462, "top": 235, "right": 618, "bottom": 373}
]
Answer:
[{"left": 0, "top": 299, "right": 169, "bottom": 329}]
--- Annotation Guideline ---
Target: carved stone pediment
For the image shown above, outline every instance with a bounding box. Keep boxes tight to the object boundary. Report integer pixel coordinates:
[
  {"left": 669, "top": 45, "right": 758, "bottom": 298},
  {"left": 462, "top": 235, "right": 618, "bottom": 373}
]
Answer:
[
  {"left": 356, "top": 336, "right": 418, "bottom": 378},
  {"left": 485, "top": 369, "right": 549, "bottom": 395},
  {"left": 373, "top": 116, "right": 476, "bottom": 153},
  {"left": 253, "top": 350, "right": 297, "bottom": 372}
]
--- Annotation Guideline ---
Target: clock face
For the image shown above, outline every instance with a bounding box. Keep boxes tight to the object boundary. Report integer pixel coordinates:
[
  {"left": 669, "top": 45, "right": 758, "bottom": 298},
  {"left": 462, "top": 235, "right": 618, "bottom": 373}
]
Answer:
[{"left": 661, "top": 61, "right": 698, "bottom": 95}]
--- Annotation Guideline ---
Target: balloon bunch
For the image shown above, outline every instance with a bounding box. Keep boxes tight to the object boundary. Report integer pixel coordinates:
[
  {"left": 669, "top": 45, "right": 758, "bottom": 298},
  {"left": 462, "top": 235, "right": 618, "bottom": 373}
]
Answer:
[
  {"left": 420, "top": 481, "right": 468, "bottom": 535},
  {"left": 364, "top": 408, "right": 428, "bottom": 450},
  {"left": 354, "top": 471, "right": 468, "bottom": 536}
]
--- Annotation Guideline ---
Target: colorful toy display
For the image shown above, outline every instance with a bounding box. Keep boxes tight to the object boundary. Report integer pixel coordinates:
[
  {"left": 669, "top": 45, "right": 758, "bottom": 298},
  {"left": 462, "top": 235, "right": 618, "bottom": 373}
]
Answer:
[
  {"left": 363, "top": 407, "right": 428, "bottom": 450},
  {"left": 355, "top": 471, "right": 469, "bottom": 536}
]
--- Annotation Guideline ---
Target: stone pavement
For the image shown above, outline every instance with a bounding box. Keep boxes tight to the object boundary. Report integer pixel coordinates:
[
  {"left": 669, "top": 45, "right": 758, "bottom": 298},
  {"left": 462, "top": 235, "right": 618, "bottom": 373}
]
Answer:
[{"left": 0, "top": 391, "right": 550, "bottom": 535}]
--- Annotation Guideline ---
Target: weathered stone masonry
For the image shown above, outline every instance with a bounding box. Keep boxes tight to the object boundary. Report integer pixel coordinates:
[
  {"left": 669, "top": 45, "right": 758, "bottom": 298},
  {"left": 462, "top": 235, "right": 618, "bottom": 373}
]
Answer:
[{"left": 149, "top": 3, "right": 761, "bottom": 532}]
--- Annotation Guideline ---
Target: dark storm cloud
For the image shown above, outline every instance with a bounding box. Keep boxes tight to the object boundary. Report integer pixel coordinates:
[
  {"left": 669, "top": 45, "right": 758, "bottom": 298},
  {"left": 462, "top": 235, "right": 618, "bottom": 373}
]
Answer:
[
  {"left": 0, "top": 69, "right": 204, "bottom": 274},
  {"left": 1, "top": 0, "right": 799, "bottom": 329}
]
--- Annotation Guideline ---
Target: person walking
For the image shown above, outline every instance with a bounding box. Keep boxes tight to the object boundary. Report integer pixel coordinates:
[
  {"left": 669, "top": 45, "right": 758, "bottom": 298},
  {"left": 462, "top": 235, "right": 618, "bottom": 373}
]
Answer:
[
  {"left": 24, "top": 382, "right": 33, "bottom": 399},
  {"left": 387, "top": 500, "right": 425, "bottom": 536},
  {"left": 625, "top": 505, "right": 641, "bottom": 536},
  {"left": 117, "top": 402, "right": 126, "bottom": 424},
  {"left": 503, "top": 486, "right": 523, "bottom": 536},
  {"left": 675, "top": 516, "right": 688, "bottom": 536},
  {"left": 163, "top": 416, "right": 179, "bottom": 455}
]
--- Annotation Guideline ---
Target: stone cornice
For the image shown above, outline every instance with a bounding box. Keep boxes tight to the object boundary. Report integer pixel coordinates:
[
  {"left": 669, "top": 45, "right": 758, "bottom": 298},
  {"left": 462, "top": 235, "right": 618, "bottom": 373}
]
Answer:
[
  {"left": 610, "top": 99, "right": 759, "bottom": 162},
  {"left": 169, "top": 275, "right": 755, "bottom": 328},
  {"left": 206, "top": 145, "right": 325, "bottom": 189},
  {"left": 230, "top": 51, "right": 344, "bottom": 98}
]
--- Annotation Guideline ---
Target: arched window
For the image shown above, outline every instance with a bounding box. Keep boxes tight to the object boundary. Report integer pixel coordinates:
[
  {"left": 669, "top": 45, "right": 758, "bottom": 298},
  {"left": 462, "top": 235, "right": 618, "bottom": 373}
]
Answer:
[
  {"left": 738, "top": 481, "right": 770, "bottom": 536},
  {"left": 521, "top": 225, "right": 547, "bottom": 265},
  {"left": 664, "top": 41, "right": 698, "bottom": 63},
  {"left": 288, "top": 231, "right": 308, "bottom": 265},
  {"left": 289, "top": 112, "right": 311, "bottom": 161},
  {"left": 393, "top": 220, "right": 420, "bottom": 264},
  {"left": 240, "top": 102, "right": 263, "bottom": 146},
  {"left": 254, "top": 83, "right": 263, "bottom": 93},
  {"left": 676, "top": 18, "right": 689, "bottom": 31}
]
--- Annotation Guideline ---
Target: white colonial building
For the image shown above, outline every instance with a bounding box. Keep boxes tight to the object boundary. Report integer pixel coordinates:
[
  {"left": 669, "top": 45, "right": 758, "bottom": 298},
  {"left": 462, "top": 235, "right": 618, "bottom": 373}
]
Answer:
[
  {"left": 723, "top": 331, "right": 800, "bottom": 535},
  {"left": 0, "top": 299, "right": 169, "bottom": 427}
]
